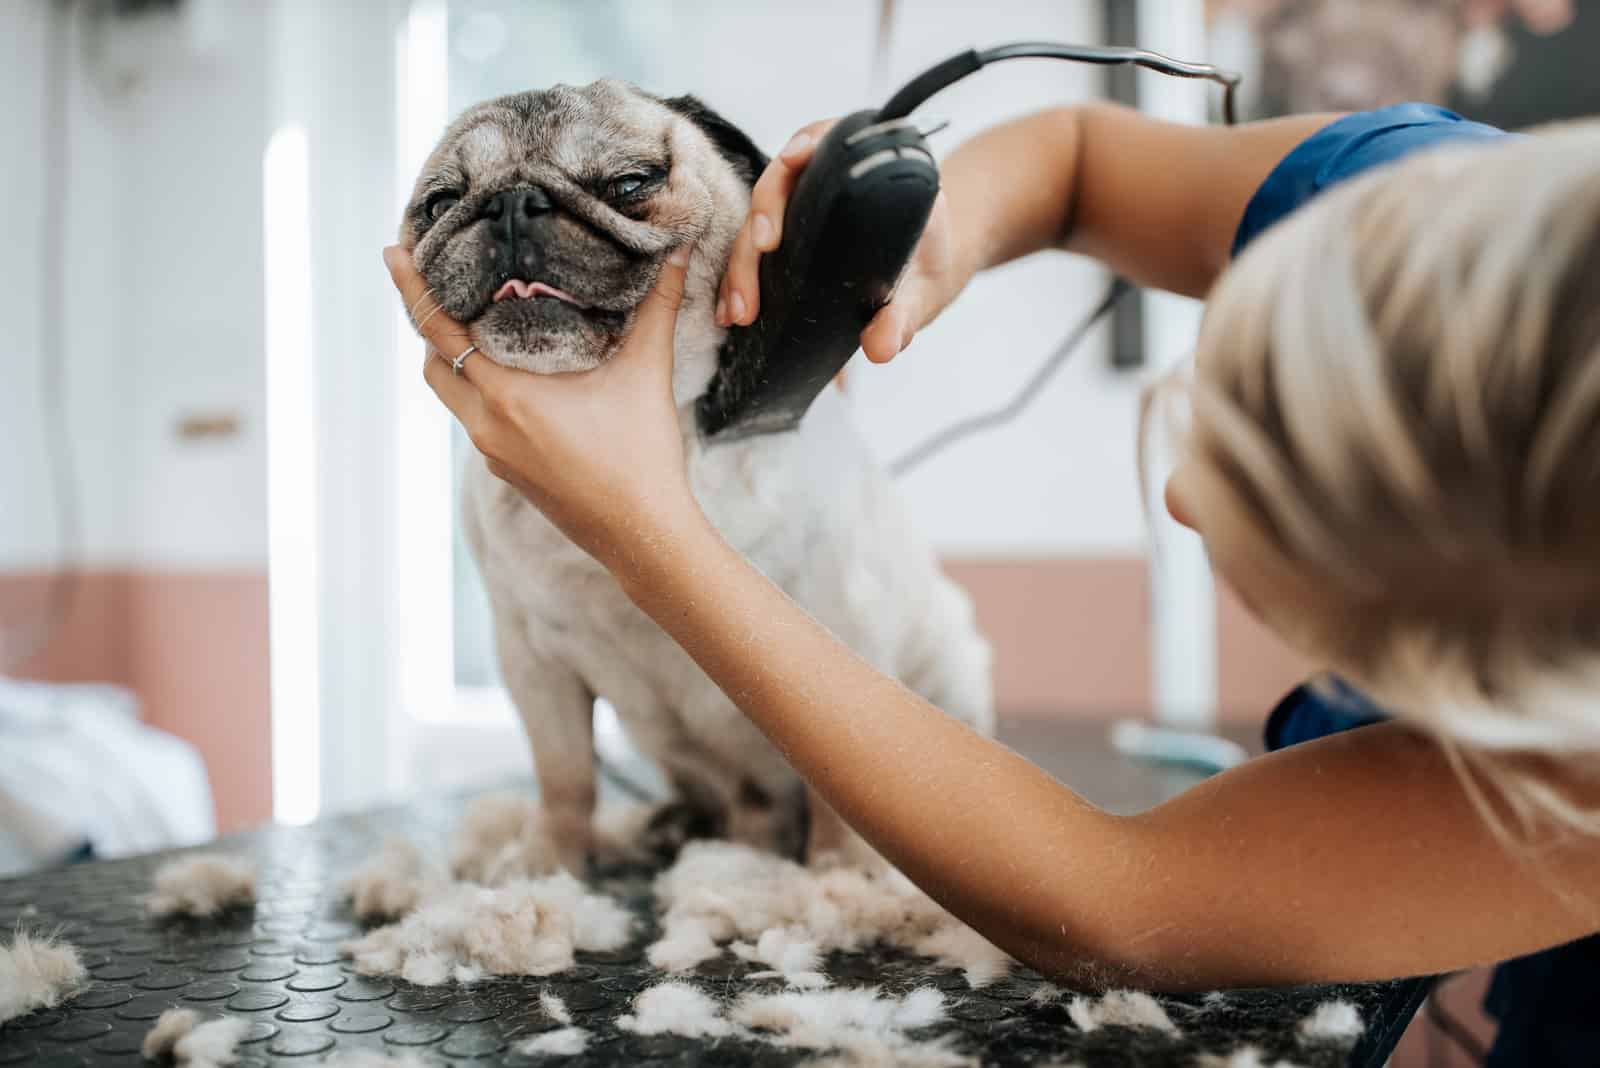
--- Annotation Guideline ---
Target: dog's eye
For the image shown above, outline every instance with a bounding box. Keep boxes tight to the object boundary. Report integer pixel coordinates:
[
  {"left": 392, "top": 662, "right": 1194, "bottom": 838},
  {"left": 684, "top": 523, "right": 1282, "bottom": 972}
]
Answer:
[
  {"left": 424, "top": 192, "right": 460, "bottom": 222},
  {"left": 606, "top": 172, "right": 657, "bottom": 201}
]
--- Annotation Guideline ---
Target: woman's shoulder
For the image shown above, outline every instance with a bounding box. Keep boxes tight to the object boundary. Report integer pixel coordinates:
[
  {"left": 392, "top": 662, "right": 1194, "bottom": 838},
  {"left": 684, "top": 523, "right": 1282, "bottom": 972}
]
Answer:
[{"left": 1232, "top": 103, "right": 1509, "bottom": 256}]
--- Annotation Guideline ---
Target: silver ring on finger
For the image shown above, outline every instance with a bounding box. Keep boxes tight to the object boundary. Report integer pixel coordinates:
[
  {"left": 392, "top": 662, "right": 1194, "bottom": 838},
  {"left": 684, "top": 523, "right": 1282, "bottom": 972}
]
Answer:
[{"left": 450, "top": 345, "right": 478, "bottom": 375}]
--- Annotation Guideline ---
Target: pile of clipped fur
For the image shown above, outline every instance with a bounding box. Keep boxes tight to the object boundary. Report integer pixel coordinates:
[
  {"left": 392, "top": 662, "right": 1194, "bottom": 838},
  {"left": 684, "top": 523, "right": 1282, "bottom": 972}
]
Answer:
[
  {"left": 339, "top": 794, "right": 1011, "bottom": 992},
  {"left": 337, "top": 794, "right": 638, "bottom": 984},
  {"left": 611, "top": 979, "right": 976, "bottom": 1067},
  {"left": 647, "top": 839, "right": 1013, "bottom": 988},
  {"left": 327, "top": 794, "right": 1367, "bottom": 1067},
  {"left": 339, "top": 873, "right": 634, "bottom": 985},
  {"left": 141, "top": 1008, "right": 250, "bottom": 1067},
  {"left": 0, "top": 787, "right": 1375, "bottom": 1068}
]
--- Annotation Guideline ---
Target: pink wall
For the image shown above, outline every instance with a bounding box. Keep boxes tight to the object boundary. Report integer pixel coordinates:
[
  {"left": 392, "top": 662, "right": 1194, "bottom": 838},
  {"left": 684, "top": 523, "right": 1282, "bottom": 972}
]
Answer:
[
  {"left": 6, "top": 570, "right": 272, "bottom": 833},
  {"left": 946, "top": 557, "right": 1314, "bottom": 722},
  {"left": 945, "top": 557, "right": 1152, "bottom": 717}
]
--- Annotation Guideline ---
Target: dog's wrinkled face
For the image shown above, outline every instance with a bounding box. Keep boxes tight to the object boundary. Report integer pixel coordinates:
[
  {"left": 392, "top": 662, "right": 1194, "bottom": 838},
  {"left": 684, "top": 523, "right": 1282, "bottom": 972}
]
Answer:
[{"left": 401, "top": 80, "right": 764, "bottom": 385}]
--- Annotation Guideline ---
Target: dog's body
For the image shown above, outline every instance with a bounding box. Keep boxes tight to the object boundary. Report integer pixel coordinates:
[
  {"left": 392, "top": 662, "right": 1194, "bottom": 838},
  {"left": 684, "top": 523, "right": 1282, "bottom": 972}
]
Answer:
[{"left": 405, "top": 81, "right": 991, "bottom": 871}]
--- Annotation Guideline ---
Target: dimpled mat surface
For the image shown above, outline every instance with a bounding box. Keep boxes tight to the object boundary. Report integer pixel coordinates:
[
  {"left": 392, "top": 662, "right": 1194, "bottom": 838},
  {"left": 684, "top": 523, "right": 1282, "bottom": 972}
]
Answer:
[{"left": 0, "top": 793, "right": 1429, "bottom": 1067}]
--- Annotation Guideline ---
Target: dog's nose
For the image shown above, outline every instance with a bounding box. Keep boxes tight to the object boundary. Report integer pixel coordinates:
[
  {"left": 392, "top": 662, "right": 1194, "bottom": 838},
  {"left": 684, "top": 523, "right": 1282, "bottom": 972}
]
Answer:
[
  {"left": 483, "top": 186, "right": 555, "bottom": 276},
  {"left": 483, "top": 186, "right": 553, "bottom": 222}
]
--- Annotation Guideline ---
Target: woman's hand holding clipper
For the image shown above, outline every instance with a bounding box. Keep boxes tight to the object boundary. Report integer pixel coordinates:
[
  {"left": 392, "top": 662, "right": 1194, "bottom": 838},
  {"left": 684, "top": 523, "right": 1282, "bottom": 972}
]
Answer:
[{"left": 716, "top": 119, "right": 970, "bottom": 365}]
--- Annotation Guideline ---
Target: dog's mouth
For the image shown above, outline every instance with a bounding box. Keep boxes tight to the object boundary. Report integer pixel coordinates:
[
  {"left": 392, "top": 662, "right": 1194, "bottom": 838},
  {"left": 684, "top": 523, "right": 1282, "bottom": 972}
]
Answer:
[
  {"left": 492, "top": 278, "right": 589, "bottom": 308},
  {"left": 476, "top": 274, "right": 632, "bottom": 340}
]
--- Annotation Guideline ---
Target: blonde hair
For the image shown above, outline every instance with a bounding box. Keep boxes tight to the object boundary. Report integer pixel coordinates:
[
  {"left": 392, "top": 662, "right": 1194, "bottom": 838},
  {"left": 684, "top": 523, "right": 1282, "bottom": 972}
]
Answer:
[{"left": 1178, "top": 121, "right": 1600, "bottom": 836}]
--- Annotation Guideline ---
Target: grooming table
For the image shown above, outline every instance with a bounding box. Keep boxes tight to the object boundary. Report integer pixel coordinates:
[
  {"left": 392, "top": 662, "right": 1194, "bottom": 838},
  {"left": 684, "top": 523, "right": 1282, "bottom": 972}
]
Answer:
[{"left": 0, "top": 722, "right": 1431, "bottom": 1066}]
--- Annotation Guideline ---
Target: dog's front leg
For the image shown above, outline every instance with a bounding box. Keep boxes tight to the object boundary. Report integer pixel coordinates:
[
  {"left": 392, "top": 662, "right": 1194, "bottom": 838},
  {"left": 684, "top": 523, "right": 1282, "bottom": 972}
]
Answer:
[{"left": 492, "top": 615, "right": 596, "bottom": 875}]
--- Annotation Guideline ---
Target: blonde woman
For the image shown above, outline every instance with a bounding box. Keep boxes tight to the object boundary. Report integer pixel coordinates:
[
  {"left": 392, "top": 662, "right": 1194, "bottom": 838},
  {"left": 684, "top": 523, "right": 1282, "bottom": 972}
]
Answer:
[{"left": 389, "top": 102, "right": 1598, "bottom": 1064}]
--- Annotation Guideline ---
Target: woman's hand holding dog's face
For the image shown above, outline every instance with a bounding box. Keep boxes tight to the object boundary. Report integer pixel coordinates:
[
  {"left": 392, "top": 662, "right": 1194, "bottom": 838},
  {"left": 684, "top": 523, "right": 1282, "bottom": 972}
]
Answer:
[{"left": 387, "top": 244, "right": 701, "bottom": 570}]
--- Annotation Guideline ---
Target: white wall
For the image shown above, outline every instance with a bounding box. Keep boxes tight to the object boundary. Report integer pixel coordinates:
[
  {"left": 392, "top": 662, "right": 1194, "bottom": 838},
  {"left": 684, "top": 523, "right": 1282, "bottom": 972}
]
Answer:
[
  {"left": 1, "top": 1, "right": 270, "bottom": 573},
  {"left": 121, "top": 7, "right": 271, "bottom": 570},
  {"left": 669, "top": 1, "right": 1126, "bottom": 556},
  {"left": 851, "top": 1, "right": 1127, "bottom": 556},
  {"left": 2, "top": 2, "right": 129, "bottom": 570},
  {"left": 3, "top": 0, "right": 1156, "bottom": 570},
  {"left": 687, "top": 2, "right": 1134, "bottom": 557}
]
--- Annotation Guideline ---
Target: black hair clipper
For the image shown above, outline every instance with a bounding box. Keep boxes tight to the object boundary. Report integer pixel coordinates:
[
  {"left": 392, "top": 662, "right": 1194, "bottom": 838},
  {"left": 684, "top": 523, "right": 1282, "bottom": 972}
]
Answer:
[
  {"left": 695, "top": 43, "right": 1239, "bottom": 443},
  {"left": 695, "top": 111, "right": 940, "bottom": 441}
]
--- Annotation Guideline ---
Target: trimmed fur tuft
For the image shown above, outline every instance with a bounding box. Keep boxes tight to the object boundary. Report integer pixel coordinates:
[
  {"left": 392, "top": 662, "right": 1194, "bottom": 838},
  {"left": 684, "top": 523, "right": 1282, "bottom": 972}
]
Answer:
[
  {"left": 732, "top": 986, "right": 972, "bottom": 1067},
  {"left": 733, "top": 926, "right": 827, "bottom": 988},
  {"left": 617, "top": 981, "right": 735, "bottom": 1038},
  {"left": 1296, "top": 999, "right": 1364, "bottom": 1043},
  {"left": 1066, "top": 990, "right": 1180, "bottom": 1035},
  {"left": 539, "top": 990, "right": 572, "bottom": 1025},
  {"left": 450, "top": 792, "right": 559, "bottom": 885},
  {"left": 141, "top": 1008, "right": 250, "bottom": 1067},
  {"left": 516, "top": 1026, "right": 590, "bottom": 1056},
  {"left": 0, "top": 931, "right": 87, "bottom": 1023},
  {"left": 345, "top": 837, "right": 449, "bottom": 922},
  {"left": 147, "top": 853, "right": 257, "bottom": 918}
]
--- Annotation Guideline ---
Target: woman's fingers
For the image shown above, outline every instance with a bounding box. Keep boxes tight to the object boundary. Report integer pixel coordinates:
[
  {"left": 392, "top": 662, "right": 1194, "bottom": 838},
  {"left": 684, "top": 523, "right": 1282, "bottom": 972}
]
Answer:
[
  {"left": 384, "top": 245, "right": 477, "bottom": 365},
  {"left": 718, "top": 119, "right": 835, "bottom": 326},
  {"left": 385, "top": 244, "right": 518, "bottom": 401},
  {"left": 421, "top": 346, "right": 486, "bottom": 430},
  {"left": 407, "top": 242, "right": 692, "bottom": 451},
  {"left": 386, "top": 245, "right": 500, "bottom": 429},
  {"left": 626, "top": 245, "right": 692, "bottom": 359},
  {"left": 861, "top": 302, "right": 911, "bottom": 364},
  {"left": 750, "top": 122, "right": 830, "bottom": 249}
]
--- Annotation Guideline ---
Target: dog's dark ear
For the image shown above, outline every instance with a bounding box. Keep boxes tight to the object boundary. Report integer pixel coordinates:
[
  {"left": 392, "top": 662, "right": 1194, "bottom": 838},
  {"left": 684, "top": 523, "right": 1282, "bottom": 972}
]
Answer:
[{"left": 658, "top": 94, "right": 769, "bottom": 186}]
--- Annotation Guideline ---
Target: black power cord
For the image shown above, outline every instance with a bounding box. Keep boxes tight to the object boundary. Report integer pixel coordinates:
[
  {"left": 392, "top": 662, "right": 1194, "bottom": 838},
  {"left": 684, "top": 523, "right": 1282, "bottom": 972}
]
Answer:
[
  {"left": 880, "top": 42, "right": 1240, "bottom": 123},
  {"left": 883, "top": 42, "right": 1239, "bottom": 479},
  {"left": 890, "top": 277, "right": 1130, "bottom": 477}
]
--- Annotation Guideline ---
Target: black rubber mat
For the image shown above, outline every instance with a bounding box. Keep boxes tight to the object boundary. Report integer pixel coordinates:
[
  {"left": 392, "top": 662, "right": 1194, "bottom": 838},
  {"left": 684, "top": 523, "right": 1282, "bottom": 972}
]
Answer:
[{"left": 0, "top": 791, "right": 1429, "bottom": 1066}]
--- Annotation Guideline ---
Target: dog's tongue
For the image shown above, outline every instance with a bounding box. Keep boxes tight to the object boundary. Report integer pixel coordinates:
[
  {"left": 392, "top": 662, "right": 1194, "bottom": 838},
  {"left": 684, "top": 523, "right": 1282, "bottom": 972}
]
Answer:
[{"left": 492, "top": 279, "right": 583, "bottom": 306}]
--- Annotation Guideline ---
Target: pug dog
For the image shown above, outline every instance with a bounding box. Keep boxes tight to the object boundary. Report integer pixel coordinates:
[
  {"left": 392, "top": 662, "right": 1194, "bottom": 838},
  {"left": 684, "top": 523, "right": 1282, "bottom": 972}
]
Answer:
[{"left": 401, "top": 80, "right": 992, "bottom": 874}]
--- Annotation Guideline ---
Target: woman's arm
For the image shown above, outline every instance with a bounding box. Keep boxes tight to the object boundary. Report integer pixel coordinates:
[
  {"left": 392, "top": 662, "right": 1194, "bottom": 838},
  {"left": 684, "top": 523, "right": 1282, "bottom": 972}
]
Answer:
[
  {"left": 942, "top": 103, "right": 1342, "bottom": 297},
  {"left": 1055, "top": 105, "right": 1339, "bottom": 296},
  {"left": 609, "top": 502, "right": 1600, "bottom": 991},
  {"left": 720, "top": 103, "right": 1342, "bottom": 356}
]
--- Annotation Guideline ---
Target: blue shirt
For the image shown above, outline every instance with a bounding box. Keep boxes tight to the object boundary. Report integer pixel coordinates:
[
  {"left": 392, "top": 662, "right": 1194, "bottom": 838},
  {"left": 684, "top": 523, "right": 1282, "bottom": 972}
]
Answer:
[
  {"left": 1234, "top": 104, "right": 1595, "bottom": 1068},
  {"left": 1232, "top": 102, "right": 1506, "bottom": 257}
]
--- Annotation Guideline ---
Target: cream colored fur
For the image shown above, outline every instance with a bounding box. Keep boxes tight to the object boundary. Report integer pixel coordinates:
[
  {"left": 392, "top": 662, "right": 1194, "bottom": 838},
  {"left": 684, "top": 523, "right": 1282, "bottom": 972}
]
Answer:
[
  {"left": 0, "top": 931, "right": 86, "bottom": 1023},
  {"left": 146, "top": 853, "right": 256, "bottom": 918},
  {"left": 458, "top": 87, "right": 993, "bottom": 871}
]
